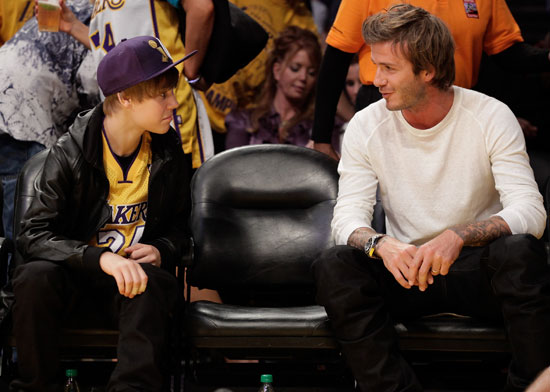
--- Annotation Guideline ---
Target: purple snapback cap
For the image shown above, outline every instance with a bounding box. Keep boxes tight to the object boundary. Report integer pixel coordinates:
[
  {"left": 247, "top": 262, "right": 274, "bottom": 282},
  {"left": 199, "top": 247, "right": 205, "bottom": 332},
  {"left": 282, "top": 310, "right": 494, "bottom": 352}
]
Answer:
[{"left": 97, "top": 35, "right": 197, "bottom": 97}]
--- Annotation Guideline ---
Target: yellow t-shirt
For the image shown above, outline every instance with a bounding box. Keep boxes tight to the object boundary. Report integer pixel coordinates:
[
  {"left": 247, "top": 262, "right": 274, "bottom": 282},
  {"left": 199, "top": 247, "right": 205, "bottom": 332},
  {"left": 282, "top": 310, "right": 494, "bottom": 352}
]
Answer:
[
  {"left": 201, "top": 0, "right": 318, "bottom": 133},
  {"left": 326, "top": 0, "right": 523, "bottom": 88},
  {"left": 0, "top": 0, "right": 34, "bottom": 46},
  {"left": 89, "top": 130, "right": 152, "bottom": 256}
]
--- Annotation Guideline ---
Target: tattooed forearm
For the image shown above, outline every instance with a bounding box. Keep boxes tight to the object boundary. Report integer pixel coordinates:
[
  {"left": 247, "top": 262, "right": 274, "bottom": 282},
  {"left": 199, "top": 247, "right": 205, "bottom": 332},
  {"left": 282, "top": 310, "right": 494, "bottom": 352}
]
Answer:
[
  {"left": 347, "top": 227, "right": 378, "bottom": 250},
  {"left": 449, "top": 216, "right": 511, "bottom": 247}
]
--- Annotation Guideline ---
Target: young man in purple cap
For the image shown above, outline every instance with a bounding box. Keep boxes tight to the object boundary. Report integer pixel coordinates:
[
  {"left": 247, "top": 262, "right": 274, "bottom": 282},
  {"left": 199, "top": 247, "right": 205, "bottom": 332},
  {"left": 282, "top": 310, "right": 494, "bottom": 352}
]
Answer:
[{"left": 9, "top": 36, "right": 195, "bottom": 392}]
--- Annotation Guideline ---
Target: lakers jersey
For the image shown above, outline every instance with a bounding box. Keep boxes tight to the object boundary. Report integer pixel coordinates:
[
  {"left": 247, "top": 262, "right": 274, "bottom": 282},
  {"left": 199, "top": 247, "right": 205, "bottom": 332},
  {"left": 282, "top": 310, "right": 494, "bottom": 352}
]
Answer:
[
  {"left": 88, "top": 0, "right": 212, "bottom": 168},
  {"left": 89, "top": 129, "right": 152, "bottom": 256}
]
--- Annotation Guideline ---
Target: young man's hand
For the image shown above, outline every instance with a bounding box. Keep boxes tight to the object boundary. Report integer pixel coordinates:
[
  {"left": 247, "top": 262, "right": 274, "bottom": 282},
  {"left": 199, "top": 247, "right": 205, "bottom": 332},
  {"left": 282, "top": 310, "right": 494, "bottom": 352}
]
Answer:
[
  {"left": 99, "top": 252, "right": 149, "bottom": 298},
  {"left": 124, "top": 243, "right": 161, "bottom": 267},
  {"left": 375, "top": 236, "right": 418, "bottom": 289},
  {"left": 407, "top": 230, "right": 463, "bottom": 292}
]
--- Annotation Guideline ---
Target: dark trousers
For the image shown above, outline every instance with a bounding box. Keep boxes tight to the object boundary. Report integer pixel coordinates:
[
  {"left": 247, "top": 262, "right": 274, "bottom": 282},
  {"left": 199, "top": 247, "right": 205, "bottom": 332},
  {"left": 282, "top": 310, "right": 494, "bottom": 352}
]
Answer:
[
  {"left": 9, "top": 261, "right": 180, "bottom": 392},
  {"left": 312, "top": 234, "right": 550, "bottom": 392}
]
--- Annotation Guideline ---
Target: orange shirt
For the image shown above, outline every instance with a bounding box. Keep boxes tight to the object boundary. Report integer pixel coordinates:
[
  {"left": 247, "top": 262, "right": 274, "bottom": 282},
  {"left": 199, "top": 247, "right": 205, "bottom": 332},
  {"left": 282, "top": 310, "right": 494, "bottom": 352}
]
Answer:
[{"left": 326, "top": 0, "right": 523, "bottom": 88}]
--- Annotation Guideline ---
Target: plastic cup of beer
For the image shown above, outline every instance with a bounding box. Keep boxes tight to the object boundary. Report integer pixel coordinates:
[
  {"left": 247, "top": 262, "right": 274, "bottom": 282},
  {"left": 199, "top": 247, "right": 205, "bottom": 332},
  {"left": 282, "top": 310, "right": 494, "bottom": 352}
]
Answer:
[{"left": 37, "top": 0, "right": 61, "bottom": 32}]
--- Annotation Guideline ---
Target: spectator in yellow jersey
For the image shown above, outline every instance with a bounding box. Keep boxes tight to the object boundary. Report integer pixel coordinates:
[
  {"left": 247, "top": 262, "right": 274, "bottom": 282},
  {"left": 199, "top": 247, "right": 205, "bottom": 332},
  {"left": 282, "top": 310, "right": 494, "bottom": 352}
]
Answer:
[{"left": 11, "top": 36, "right": 193, "bottom": 392}]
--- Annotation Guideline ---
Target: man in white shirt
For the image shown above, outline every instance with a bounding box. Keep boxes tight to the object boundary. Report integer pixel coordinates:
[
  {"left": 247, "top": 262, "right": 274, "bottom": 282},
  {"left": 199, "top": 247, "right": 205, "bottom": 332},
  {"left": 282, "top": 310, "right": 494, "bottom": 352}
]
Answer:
[{"left": 312, "top": 4, "right": 550, "bottom": 392}]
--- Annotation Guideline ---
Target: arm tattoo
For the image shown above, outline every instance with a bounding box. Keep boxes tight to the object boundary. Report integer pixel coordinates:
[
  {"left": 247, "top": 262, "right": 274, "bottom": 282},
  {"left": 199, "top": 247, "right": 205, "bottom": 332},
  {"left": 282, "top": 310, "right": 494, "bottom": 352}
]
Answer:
[
  {"left": 347, "top": 227, "right": 377, "bottom": 251},
  {"left": 449, "top": 216, "right": 512, "bottom": 247}
]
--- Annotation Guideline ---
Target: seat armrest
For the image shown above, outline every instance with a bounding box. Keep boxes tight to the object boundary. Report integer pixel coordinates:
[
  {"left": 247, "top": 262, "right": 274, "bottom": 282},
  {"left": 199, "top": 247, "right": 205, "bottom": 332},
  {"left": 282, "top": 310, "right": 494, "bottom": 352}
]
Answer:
[{"left": 177, "top": 237, "right": 194, "bottom": 296}]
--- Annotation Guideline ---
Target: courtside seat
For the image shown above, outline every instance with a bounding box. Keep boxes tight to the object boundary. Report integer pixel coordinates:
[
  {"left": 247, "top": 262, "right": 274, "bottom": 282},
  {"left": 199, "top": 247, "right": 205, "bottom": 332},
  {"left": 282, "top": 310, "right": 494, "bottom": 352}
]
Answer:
[
  {"left": 188, "top": 303, "right": 510, "bottom": 353},
  {"left": 187, "top": 303, "right": 336, "bottom": 350},
  {"left": 184, "top": 145, "right": 541, "bottom": 388}
]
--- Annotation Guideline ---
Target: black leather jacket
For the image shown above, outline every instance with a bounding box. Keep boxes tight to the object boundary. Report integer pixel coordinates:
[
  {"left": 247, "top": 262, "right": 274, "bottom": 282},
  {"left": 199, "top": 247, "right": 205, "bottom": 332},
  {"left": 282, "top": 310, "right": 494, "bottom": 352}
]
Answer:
[{"left": 17, "top": 104, "right": 191, "bottom": 274}]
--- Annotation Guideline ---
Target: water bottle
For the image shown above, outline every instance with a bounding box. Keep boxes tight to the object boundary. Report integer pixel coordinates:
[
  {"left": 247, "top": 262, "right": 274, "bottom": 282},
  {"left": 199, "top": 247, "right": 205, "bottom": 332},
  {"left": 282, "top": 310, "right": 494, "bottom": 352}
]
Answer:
[
  {"left": 64, "top": 369, "right": 81, "bottom": 392},
  {"left": 258, "top": 374, "right": 274, "bottom": 392}
]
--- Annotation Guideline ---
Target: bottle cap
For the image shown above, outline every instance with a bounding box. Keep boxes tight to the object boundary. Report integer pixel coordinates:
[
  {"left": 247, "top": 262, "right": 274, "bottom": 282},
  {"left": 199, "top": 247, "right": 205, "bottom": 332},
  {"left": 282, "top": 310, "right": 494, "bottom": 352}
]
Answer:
[
  {"left": 66, "top": 369, "right": 78, "bottom": 377},
  {"left": 260, "top": 374, "right": 273, "bottom": 383}
]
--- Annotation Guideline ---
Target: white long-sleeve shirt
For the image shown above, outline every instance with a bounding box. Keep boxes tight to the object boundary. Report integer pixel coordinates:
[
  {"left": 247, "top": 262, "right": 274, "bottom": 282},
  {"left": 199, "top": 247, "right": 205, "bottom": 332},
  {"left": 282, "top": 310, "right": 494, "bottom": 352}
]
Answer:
[{"left": 333, "top": 86, "right": 546, "bottom": 246}]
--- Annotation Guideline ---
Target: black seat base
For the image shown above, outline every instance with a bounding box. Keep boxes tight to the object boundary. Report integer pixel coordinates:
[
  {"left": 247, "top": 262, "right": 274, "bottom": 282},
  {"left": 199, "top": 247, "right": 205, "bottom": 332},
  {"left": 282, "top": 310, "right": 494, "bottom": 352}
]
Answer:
[{"left": 188, "top": 301, "right": 509, "bottom": 354}]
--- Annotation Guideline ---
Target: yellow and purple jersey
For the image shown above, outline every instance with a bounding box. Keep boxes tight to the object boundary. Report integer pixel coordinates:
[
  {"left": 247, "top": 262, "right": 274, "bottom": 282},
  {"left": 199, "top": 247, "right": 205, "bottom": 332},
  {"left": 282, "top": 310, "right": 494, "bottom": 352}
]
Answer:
[{"left": 89, "top": 130, "right": 152, "bottom": 255}]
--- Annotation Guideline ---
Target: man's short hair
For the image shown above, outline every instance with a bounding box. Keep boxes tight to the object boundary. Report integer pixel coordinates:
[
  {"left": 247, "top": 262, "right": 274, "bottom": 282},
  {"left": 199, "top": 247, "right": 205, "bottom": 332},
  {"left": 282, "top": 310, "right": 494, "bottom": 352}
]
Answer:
[
  {"left": 362, "top": 3, "right": 455, "bottom": 90},
  {"left": 103, "top": 67, "right": 179, "bottom": 116}
]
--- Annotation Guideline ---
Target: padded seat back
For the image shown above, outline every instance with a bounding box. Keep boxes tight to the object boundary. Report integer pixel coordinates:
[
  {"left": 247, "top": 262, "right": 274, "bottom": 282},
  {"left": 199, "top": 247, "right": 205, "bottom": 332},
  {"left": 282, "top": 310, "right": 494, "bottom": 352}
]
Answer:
[{"left": 189, "top": 145, "right": 339, "bottom": 305}]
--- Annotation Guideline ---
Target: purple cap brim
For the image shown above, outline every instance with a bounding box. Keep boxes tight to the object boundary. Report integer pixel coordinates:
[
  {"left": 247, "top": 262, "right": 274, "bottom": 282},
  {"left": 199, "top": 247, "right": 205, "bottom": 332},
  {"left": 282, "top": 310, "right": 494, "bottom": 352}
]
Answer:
[{"left": 146, "top": 49, "right": 198, "bottom": 84}]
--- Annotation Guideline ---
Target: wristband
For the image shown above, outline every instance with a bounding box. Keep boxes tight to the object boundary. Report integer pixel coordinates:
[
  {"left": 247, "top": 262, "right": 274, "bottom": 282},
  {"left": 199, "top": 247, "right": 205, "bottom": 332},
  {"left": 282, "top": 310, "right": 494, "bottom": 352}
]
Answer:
[
  {"left": 364, "top": 234, "right": 386, "bottom": 259},
  {"left": 187, "top": 75, "right": 201, "bottom": 86}
]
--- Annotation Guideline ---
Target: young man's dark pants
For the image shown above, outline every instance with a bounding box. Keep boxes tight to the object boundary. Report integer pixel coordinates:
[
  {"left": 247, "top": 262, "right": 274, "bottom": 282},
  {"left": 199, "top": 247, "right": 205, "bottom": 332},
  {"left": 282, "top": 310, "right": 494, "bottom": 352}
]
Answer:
[
  {"left": 9, "top": 260, "right": 179, "bottom": 392},
  {"left": 312, "top": 234, "right": 550, "bottom": 392}
]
